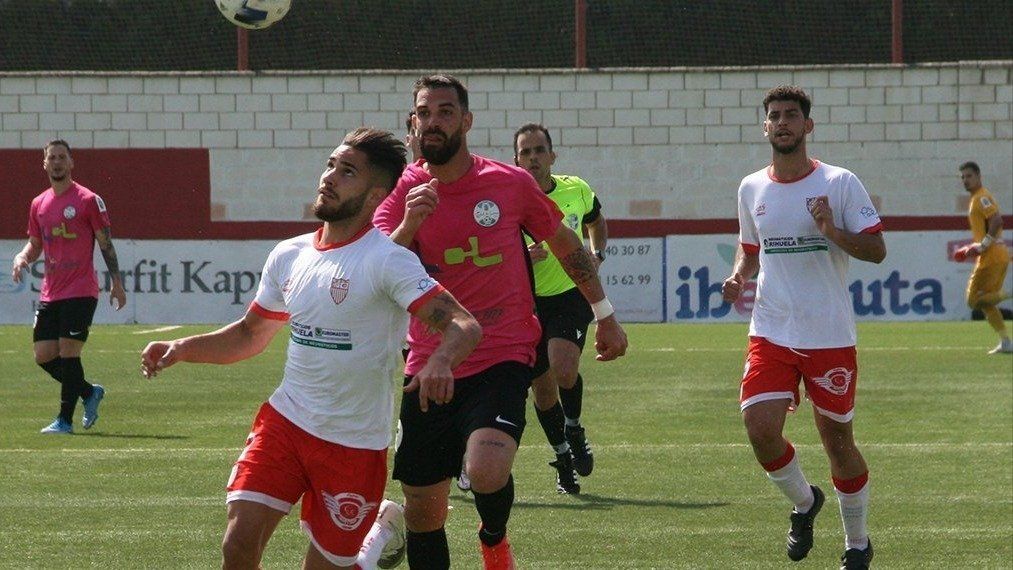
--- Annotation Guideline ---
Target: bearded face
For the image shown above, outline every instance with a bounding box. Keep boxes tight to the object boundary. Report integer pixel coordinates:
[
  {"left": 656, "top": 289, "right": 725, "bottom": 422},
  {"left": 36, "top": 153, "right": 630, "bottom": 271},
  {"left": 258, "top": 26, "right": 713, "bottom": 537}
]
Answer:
[
  {"left": 419, "top": 125, "right": 464, "bottom": 166},
  {"left": 313, "top": 188, "right": 370, "bottom": 223}
]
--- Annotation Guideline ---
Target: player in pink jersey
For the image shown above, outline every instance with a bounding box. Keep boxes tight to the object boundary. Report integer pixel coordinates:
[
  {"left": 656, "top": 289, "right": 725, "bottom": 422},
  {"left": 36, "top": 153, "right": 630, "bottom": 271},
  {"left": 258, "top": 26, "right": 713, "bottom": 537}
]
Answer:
[
  {"left": 141, "top": 128, "right": 481, "bottom": 570},
  {"left": 373, "top": 74, "right": 627, "bottom": 570},
  {"left": 11, "top": 139, "right": 127, "bottom": 435},
  {"left": 722, "top": 87, "right": 885, "bottom": 570}
]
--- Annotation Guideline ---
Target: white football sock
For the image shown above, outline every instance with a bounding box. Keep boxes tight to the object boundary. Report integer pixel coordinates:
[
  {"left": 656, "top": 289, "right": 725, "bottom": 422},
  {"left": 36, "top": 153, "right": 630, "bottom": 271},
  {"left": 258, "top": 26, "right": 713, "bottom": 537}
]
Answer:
[
  {"left": 767, "top": 454, "right": 815, "bottom": 513},
  {"left": 835, "top": 481, "right": 870, "bottom": 550},
  {"left": 356, "top": 520, "right": 392, "bottom": 569}
]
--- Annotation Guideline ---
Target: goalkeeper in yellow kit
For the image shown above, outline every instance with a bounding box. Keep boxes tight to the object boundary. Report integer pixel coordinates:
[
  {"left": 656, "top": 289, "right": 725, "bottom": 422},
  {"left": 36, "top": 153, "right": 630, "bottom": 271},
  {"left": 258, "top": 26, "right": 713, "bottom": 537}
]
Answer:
[{"left": 955, "top": 161, "right": 1011, "bottom": 354}]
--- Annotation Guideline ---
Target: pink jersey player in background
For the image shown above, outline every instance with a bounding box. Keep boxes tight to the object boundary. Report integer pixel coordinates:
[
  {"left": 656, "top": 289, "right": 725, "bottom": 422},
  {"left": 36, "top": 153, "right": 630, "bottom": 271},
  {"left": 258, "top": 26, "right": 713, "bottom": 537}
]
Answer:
[{"left": 11, "top": 139, "right": 127, "bottom": 435}]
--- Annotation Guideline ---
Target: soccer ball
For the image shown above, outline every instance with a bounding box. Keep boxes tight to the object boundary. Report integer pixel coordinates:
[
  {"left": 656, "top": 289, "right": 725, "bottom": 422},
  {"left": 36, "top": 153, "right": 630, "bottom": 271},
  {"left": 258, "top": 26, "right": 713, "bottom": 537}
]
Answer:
[{"left": 215, "top": 0, "right": 291, "bottom": 30}]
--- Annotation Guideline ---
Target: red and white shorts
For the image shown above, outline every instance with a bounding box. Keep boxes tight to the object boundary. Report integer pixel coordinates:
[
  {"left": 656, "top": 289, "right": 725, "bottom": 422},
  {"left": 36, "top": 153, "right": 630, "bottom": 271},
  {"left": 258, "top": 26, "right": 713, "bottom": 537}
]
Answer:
[
  {"left": 739, "top": 336, "right": 859, "bottom": 423},
  {"left": 226, "top": 403, "right": 388, "bottom": 566}
]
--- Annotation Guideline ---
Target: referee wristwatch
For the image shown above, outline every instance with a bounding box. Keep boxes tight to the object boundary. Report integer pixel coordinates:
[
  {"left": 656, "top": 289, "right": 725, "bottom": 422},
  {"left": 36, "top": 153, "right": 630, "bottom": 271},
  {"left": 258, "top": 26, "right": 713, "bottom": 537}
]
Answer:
[{"left": 593, "top": 250, "right": 605, "bottom": 262}]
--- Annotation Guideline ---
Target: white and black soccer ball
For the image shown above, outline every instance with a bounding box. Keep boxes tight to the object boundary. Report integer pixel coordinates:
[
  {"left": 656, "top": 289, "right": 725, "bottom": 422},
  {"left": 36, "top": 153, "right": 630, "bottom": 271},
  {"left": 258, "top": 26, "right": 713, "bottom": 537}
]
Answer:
[{"left": 215, "top": 0, "right": 291, "bottom": 30}]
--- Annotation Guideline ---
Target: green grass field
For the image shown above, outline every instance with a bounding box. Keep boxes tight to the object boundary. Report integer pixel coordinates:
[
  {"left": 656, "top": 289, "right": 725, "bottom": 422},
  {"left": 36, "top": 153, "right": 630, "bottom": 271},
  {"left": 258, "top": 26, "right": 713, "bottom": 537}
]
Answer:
[{"left": 1, "top": 322, "right": 1010, "bottom": 569}]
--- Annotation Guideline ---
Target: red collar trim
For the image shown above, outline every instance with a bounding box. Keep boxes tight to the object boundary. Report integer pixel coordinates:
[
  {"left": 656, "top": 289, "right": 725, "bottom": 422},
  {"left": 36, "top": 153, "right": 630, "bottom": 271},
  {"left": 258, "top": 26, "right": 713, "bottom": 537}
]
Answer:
[
  {"left": 314, "top": 223, "right": 372, "bottom": 251},
  {"left": 767, "top": 159, "right": 820, "bottom": 184}
]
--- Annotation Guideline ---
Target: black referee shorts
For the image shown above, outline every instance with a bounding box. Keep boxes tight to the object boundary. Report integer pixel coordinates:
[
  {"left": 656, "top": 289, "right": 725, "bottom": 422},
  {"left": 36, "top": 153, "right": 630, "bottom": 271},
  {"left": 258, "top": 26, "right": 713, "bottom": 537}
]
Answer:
[{"left": 533, "top": 287, "right": 594, "bottom": 377}]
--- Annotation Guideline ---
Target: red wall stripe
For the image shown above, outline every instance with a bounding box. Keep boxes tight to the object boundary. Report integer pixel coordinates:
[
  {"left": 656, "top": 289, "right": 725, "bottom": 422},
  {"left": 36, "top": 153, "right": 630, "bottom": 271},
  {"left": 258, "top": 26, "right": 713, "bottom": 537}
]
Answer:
[{"left": 3, "top": 149, "right": 1006, "bottom": 240}]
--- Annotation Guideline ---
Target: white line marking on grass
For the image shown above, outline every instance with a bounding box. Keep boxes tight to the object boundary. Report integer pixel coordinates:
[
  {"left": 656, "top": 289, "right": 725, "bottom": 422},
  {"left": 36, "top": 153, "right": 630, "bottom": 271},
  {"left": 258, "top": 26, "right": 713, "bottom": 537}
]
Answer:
[
  {"left": 132, "top": 326, "right": 183, "bottom": 335},
  {"left": 646, "top": 346, "right": 981, "bottom": 352},
  {"left": 2, "top": 442, "right": 1008, "bottom": 454}
]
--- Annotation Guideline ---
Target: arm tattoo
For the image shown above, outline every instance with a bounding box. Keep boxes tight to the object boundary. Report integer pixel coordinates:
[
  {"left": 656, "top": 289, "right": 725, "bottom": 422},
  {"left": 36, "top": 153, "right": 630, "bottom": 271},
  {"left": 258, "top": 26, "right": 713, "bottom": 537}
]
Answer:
[
  {"left": 98, "top": 228, "right": 121, "bottom": 277},
  {"left": 559, "top": 248, "right": 597, "bottom": 285},
  {"left": 422, "top": 293, "right": 457, "bottom": 331}
]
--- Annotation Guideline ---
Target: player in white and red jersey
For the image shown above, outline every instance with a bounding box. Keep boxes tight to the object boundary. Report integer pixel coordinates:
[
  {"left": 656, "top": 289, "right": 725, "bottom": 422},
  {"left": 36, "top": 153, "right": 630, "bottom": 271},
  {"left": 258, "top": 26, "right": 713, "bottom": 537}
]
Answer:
[
  {"left": 141, "top": 128, "right": 481, "bottom": 570},
  {"left": 722, "top": 86, "right": 885, "bottom": 570},
  {"left": 11, "top": 139, "right": 127, "bottom": 434},
  {"left": 373, "top": 74, "right": 627, "bottom": 570}
]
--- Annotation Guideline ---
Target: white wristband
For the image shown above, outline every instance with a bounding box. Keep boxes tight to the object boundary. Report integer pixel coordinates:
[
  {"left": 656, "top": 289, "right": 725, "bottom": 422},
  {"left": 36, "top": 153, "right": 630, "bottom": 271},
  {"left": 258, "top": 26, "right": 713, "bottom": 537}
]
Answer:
[
  {"left": 591, "top": 298, "right": 615, "bottom": 322},
  {"left": 980, "top": 235, "right": 994, "bottom": 249}
]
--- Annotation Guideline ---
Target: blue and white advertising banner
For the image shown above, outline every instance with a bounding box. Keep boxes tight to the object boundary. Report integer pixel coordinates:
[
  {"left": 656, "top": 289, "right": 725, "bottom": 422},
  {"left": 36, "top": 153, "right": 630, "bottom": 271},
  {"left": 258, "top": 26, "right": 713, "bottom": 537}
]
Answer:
[
  {"left": 0, "top": 239, "right": 276, "bottom": 325},
  {"left": 664, "top": 232, "right": 1012, "bottom": 323},
  {"left": 2, "top": 233, "right": 1009, "bottom": 324}
]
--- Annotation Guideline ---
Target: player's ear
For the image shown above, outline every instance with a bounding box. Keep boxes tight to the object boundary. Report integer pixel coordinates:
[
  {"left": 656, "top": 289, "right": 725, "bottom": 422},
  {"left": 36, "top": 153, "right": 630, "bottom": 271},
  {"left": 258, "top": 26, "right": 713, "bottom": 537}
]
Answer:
[
  {"left": 367, "top": 184, "right": 388, "bottom": 206},
  {"left": 463, "top": 110, "right": 473, "bottom": 133},
  {"left": 804, "top": 117, "right": 814, "bottom": 134}
]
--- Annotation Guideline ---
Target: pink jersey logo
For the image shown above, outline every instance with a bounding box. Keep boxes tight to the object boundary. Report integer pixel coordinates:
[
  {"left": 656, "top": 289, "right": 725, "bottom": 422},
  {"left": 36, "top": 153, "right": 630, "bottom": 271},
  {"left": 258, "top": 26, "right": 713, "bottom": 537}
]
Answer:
[
  {"left": 321, "top": 491, "right": 376, "bottom": 531},
  {"left": 812, "top": 367, "right": 853, "bottom": 396},
  {"left": 330, "top": 277, "right": 349, "bottom": 305}
]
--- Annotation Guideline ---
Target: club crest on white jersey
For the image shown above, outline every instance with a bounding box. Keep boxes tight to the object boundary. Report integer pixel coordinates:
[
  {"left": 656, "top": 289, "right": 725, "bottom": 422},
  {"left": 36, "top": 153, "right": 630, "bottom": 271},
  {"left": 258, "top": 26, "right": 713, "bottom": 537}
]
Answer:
[
  {"left": 473, "top": 200, "right": 500, "bottom": 227},
  {"left": 812, "top": 367, "right": 853, "bottom": 396},
  {"left": 322, "top": 491, "right": 377, "bottom": 531},
  {"left": 330, "top": 277, "right": 349, "bottom": 305}
]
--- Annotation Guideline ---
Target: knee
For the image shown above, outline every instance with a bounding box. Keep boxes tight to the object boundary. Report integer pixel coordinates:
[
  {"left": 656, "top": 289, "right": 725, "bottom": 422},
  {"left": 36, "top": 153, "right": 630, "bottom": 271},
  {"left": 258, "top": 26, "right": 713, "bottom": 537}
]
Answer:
[
  {"left": 221, "top": 532, "right": 261, "bottom": 569},
  {"left": 743, "top": 419, "right": 781, "bottom": 450},
  {"left": 402, "top": 490, "right": 448, "bottom": 532},
  {"left": 553, "top": 365, "right": 578, "bottom": 389},
  {"left": 34, "top": 347, "right": 58, "bottom": 365},
  {"left": 467, "top": 463, "right": 511, "bottom": 494},
  {"left": 531, "top": 375, "right": 557, "bottom": 410},
  {"left": 819, "top": 426, "right": 857, "bottom": 457}
]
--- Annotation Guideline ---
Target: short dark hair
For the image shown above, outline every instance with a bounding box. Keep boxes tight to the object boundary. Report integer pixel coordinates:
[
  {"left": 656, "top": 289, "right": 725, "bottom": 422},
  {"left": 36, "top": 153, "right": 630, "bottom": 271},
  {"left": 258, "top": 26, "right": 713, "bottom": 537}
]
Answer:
[
  {"left": 341, "top": 127, "right": 407, "bottom": 192},
  {"left": 763, "top": 85, "right": 812, "bottom": 119},
  {"left": 959, "top": 161, "right": 980, "bottom": 175},
  {"left": 413, "top": 74, "right": 469, "bottom": 111},
  {"left": 45, "top": 139, "right": 71, "bottom": 155},
  {"left": 405, "top": 111, "right": 415, "bottom": 134},
  {"left": 513, "top": 123, "right": 553, "bottom": 156}
]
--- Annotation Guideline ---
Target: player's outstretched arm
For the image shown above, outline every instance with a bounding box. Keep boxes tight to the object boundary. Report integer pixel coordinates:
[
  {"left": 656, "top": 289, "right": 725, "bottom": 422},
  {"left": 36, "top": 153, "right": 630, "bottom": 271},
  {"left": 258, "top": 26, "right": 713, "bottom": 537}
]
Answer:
[
  {"left": 10, "top": 238, "right": 41, "bottom": 283},
  {"left": 140, "top": 310, "right": 286, "bottom": 379},
  {"left": 404, "top": 290, "right": 481, "bottom": 412},
  {"left": 544, "top": 223, "right": 628, "bottom": 361}
]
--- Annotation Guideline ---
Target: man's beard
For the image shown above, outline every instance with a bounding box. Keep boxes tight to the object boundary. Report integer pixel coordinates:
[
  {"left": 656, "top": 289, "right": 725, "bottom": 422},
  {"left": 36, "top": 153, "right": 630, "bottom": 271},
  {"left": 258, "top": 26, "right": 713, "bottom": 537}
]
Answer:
[
  {"left": 313, "top": 190, "right": 369, "bottom": 223},
  {"left": 49, "top": 171, "right": 67, "bottom": 182},
  {"left": 421, "top": 128, "right": 463, "bottom": 165},
  {"left": 770, "top": 133, "right": 804, "bottom": 155}
]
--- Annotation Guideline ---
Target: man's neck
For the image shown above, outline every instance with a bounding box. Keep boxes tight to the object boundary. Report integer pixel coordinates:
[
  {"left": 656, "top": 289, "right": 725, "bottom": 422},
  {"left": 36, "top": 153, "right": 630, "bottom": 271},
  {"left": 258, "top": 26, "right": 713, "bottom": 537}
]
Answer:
[
  {"left": 50, "top": 178, "right": 73, "bottom": 196},
  {"left": 425, "top": 147, "right": 473, "bottom": 184},
  {"left": 320, "top": 217, "right": 371, "bottom": 246},
  {"left": 966, "top": 185, "right": 983, "bottom": 194},
  {"left": 770, "top": 148, "right": 812, "bottom": 181},
  {"left": 537, "top": 174, "right": 555, "bottom": 193}
]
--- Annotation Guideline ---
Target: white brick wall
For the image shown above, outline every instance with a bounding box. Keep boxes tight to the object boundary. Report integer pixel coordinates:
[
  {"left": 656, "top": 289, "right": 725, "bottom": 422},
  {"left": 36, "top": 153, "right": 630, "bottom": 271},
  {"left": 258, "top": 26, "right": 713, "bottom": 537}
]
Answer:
[{"left": 1, "top": 63, "right": 1010, "bottom": 223}]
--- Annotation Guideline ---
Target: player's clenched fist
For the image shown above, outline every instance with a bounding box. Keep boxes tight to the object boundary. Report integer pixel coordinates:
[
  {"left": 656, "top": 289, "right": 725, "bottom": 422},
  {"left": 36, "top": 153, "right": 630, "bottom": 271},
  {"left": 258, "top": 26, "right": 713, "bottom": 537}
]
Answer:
[
  {"left": 140, "top": 341, "right": 181, "bottom": 379},
  {"left": 722, "top": 273, "right": 746, "bottom": 303},
  {"left": 403, "top": 179, "right": 439, "bottom": 229}
]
